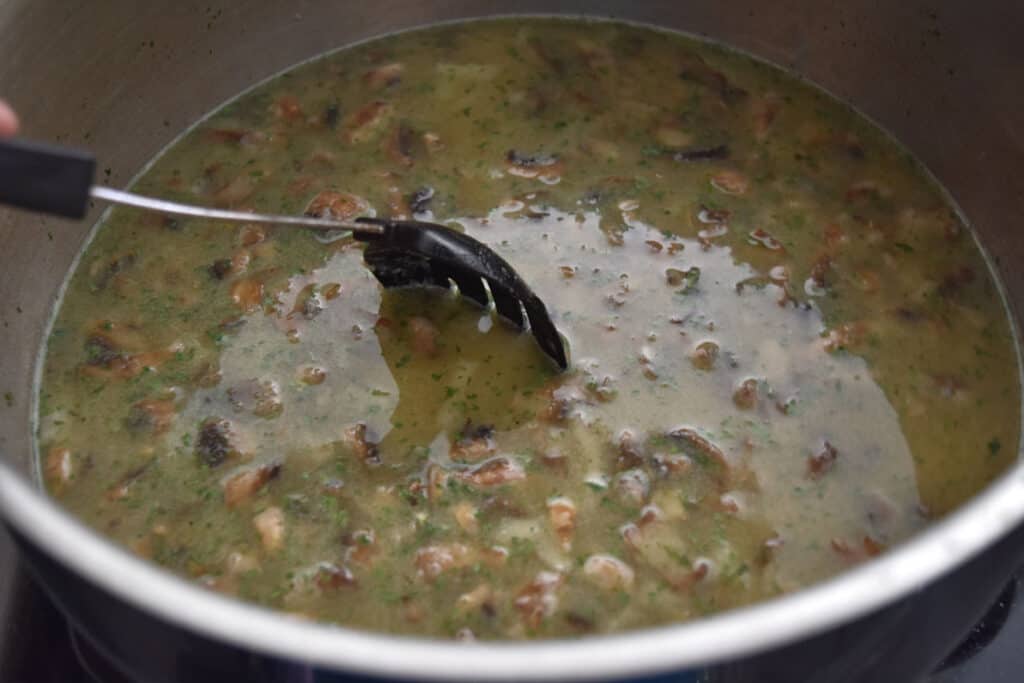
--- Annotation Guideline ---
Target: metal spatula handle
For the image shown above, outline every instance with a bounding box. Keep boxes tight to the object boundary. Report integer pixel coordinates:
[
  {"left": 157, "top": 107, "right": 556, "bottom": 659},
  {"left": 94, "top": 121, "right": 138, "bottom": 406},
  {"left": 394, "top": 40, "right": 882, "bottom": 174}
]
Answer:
[
  {"left": 89, "top": 186, "right": 383, "bottom": 234},
  {"left": 0, "top": 138, "right": 383, "bottom": 235}
]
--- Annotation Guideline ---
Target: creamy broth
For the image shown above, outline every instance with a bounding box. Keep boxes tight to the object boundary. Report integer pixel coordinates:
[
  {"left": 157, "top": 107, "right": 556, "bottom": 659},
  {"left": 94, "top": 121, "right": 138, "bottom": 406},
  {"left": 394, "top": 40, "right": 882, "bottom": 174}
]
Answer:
[{"left": 36, "top": 18, "right": 1019, "bottom": 638}]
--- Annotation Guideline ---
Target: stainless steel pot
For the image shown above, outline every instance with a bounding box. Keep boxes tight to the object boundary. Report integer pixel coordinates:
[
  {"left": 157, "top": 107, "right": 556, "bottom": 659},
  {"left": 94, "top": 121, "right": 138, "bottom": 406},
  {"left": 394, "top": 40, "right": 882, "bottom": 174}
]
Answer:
[{"left": 1, "top": 1, "right": 1023, "bottom": 681}]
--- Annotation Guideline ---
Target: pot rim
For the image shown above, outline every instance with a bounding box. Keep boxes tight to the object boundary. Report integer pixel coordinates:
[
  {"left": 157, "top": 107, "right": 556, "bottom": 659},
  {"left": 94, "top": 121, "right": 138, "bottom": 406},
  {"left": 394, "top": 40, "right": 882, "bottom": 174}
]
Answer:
[{"left": 3, "top": 12, "right": 1024, "bottom": 681}]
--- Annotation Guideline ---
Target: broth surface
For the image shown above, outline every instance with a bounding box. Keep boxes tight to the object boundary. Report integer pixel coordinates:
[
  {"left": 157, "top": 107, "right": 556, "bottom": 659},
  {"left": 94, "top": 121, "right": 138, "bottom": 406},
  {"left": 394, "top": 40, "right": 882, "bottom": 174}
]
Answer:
[{"left": 37, "top": 18, "right": 1020, "bottom": 638}]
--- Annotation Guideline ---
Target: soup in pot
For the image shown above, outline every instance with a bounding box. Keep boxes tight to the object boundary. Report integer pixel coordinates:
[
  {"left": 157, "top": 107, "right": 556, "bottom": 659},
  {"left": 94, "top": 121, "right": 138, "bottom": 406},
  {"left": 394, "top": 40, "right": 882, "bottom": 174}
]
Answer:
[{"left": 36, "top": 18, "right": 1020, "bottom": 638}]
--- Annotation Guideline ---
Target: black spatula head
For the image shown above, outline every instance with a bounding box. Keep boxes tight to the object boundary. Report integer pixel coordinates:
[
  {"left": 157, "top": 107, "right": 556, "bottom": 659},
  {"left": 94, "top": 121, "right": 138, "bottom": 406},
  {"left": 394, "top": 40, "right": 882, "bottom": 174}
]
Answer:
[{"left": 353, "top": 217, "right": 568, "bottom": 370}]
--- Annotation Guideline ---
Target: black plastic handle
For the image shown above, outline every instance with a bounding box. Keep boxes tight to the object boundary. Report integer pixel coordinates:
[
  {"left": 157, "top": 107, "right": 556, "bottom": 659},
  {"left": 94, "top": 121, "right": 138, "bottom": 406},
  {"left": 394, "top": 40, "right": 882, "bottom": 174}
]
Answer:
[{"left": 0, "top": 139, "right": 96, "bottom": 219}]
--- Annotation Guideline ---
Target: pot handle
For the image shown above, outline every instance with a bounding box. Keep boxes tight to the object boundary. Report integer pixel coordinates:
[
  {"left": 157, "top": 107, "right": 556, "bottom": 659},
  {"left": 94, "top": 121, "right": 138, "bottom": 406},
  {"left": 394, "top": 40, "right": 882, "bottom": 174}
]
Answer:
[{"left": 0, "top": 139, "right": 96, "bottom": 219}]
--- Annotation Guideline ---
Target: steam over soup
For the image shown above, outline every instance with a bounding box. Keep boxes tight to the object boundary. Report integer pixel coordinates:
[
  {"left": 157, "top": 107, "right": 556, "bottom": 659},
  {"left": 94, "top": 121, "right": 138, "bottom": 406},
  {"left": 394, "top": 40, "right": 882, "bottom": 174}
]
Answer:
[{"left": 36, "top": 18, "right": 1020, "bottom": 638}]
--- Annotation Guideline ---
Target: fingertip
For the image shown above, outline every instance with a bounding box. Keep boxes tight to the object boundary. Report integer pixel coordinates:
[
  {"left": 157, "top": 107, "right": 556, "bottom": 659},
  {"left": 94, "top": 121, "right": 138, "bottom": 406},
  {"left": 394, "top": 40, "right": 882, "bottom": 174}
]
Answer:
[{"left": 0, "top": 100, "right": 19, "bottom": 137}]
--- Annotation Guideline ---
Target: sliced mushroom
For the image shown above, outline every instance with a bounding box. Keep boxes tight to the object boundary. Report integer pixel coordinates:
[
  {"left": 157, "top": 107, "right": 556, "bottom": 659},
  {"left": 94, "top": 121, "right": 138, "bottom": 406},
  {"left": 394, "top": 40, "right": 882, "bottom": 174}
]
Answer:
[
  {"left": 44, "top": 447, "right": 74, "bottom": 490},
  {"left": 195, "top": 418, "right": 239, "bottom": 468},
  {"left": 253, "top": 506, "right": 285, "bottom": 553},
  {"left": 450, "top": 422, "right": 496, "bottom": 462},
  {"left": 224, "top": 462, "right": 282, "bottom": 507},
  {"left": 343, "top": 423, "right": 381, "bottom": 466},
  {"left": 125, "top": 398, "right": 176, "bottom": 435},
  {"left": 514, "top": 571, "right": 563, "bottom": 629},
  {"left": 583, "top": 554, "right": 635, "bottom": 591},
  {"left": 415, "top": 543, "right": 473, "bottom": 581},
  {"left": 547, "top": 497, "right": 576, "bottom": 551},
  {"left": 457, "top": 457, "right": 526, "bottom": 488},
  {"left": 343, "top": 101, "right": 393, "bottom": 144}
]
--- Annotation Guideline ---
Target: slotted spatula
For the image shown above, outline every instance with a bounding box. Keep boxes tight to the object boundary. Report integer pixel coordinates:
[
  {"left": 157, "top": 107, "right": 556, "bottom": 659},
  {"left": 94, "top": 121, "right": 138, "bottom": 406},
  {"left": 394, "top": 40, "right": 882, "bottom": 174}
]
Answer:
[{"left": 0, "top": 139, "right": 568, "bottom": 369}]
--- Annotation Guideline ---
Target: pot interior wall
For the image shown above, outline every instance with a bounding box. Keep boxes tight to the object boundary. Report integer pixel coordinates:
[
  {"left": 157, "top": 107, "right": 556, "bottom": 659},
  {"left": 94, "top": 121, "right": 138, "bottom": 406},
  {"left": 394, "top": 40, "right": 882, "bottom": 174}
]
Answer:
[{"left": 1, "top": 0, "right": 1021, "bottom": 629}]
